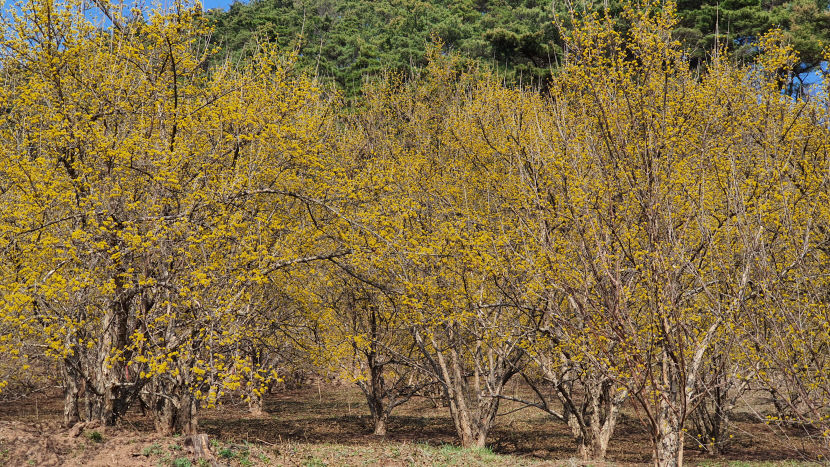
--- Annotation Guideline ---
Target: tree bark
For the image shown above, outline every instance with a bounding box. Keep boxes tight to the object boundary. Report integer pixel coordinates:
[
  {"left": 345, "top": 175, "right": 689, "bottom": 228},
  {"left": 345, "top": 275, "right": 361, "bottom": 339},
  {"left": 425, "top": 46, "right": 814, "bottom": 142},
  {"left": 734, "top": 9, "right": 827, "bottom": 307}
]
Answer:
[
  {"left": 654, "top": 350, "right": 684, "bottom": 467},
  {"left": 62, "top": 358, "right": 81, "bottom": 427},
  {"left": 434, "top": 334, "right": 508, "bottom": 448},
  {"left": 97, "top": 277, "right": 131, "bottom": 425},
  {"left": 373, "top": 414, "right": 388, "bottom": 436},
  {"left": 655, "top": 422, "right": 683, "bottom": 467},
  {"left": 248, "top": 392, "right": 264, "bottom": 416},
  {"left": 153, "top": 390, "right": 199, "bottom": 436}
]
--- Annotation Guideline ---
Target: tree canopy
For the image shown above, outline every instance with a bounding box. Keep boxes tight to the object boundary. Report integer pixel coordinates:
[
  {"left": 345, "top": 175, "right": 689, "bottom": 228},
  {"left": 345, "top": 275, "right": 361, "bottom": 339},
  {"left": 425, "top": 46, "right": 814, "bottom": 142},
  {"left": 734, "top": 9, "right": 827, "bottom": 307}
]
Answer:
[
  {"left": 207, "top": 0, "right": 830, "bottom": 94},
  {"left": 207, "top": 0, "right": 562, "bottom": 93}
]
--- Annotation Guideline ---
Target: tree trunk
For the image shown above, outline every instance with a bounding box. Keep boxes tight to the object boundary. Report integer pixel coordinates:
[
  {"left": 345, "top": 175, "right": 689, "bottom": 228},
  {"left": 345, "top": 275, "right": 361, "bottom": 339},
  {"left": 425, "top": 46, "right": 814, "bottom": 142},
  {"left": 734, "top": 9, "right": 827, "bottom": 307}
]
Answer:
[
  {"left": 154, "top": 396, "right": 176, "bottom": 436},
  {"left": 655, "top": 350, "right": 683, "bottom": 467},
  {"left": 62, "top": 359, "right": 81, "bottom": 427},
  {"left": 373, "top": 414, "right": 388, "bottom": 436},
  {"left": 413, "top": 327, "right": 518, "bottom": 450},
  {"left": 574, "top": 412, "right": 618, "bottom": 461},
  {"left": 177, "top": 393, "right": 199, "bottom": 435},
  {"left": 655, "top": 424, "right": 683, "bottom": 467},
  {"left": 358, "top": 317, "right": 396, "bottom": 437},
  {"left": 154, "top": 391, "right": 199, "bottom": 436},
  {"left": 566, "top": 410, "right": 589, "bottom": 459},
  {"left": 441, "top": 348, "right": 502, "bottom": 449},
  {"left": 361, "top": 382, "right": 389, "bottom": 436},
  {"left": 248, "top": 392, "right": 264, "bottom": 416},
  {"left": 590, "top": 417, "right": 616, "bottom": 461},
  {"left": 97, "top": 283, "right": 131, "bottom": 426},
  {"left": 560, "top": 377, "right": 625, "bottom": 462},
  {"left": 452, "top": 403, "right": 489, "bottom": 449},
  {"left": 589, "top": 383, "right": 624, "bottom": 461}
]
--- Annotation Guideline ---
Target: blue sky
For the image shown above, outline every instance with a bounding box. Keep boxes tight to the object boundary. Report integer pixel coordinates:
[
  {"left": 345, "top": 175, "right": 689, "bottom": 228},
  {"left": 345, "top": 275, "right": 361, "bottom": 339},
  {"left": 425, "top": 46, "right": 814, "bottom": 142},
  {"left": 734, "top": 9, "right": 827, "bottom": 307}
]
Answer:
[{"left": 200, "top": 0, "right": 234, "bottom": 11}]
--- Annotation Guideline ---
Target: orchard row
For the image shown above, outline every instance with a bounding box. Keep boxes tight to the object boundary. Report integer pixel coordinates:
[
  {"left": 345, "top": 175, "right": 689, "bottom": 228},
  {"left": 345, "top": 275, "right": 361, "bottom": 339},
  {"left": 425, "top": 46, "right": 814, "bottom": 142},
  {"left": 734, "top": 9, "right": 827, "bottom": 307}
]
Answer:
[{"left": 0, "top": 1, "right": 828, "bottom": 465}]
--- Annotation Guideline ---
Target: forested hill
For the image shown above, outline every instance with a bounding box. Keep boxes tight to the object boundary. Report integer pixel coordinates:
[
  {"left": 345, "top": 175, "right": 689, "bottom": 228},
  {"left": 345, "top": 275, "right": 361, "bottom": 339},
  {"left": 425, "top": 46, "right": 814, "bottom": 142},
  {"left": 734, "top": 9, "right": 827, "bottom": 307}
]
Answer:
[
  {"left": 208, "top": 0, "right": 830, "bottom": 94},
  {"left": 206, "top": 0, "right": 559, "bottom": 93}
]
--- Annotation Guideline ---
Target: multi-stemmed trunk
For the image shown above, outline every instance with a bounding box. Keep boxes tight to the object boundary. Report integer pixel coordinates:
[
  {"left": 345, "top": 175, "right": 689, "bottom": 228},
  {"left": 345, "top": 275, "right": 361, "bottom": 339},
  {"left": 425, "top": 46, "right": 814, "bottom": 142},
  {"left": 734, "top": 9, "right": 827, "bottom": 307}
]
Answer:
[
  {"left": 356, "top": 337, "right": 424, "bottom": 436},
  {"left": 689, "top": 352, "right": 745, "bottom": 455},
  {"left": 641, "top": 342, "right": 687, "bottom": 467},
  {"left": 149, "top": 367, "right": 200, "bottom": 436},
  {"left": 61, "top": 289, "right": 135, "bottom": 427},
  {"left": 147, "top": 316, "right": 201, "bottom": 436},
  {"left": 153, "top": 390, "right": 199, "bottom": 436},
  {"left": 414, "top": 325, "right": 521, "bottom": 448},
  {"left": 446, "top": 381, "right": 500, "bottom": 448},
  {"left": 95, "top": 289, "right": 131, "bottom": 425},
  {"left": 361, "top": 305, "right": 393, "bottom": 436},
  {"left": 525, "top": 362, "right": 627, "bottom": 461},
  {"left": 349, "top": 299, "right": 426, "bottom": 437},
  {"left": 563, "top": 379, "right": 627, "bottom": 461},
  {"left": 654, "top": 391, "right": 683, "bottom": 467}
]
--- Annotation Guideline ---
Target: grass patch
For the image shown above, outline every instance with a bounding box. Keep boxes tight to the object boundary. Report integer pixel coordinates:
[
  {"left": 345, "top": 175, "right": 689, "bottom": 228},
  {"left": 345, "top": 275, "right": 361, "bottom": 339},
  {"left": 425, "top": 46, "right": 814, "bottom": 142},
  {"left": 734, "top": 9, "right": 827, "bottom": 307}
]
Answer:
[
  {"left": 142, "top": 443, "right": 164, "bottom": 457},
  {"left": 696, "top": 462, "right": 822, "bottom": 467},
  {"left": 421, "top": 443, "right": 506, "bottom": 465}
]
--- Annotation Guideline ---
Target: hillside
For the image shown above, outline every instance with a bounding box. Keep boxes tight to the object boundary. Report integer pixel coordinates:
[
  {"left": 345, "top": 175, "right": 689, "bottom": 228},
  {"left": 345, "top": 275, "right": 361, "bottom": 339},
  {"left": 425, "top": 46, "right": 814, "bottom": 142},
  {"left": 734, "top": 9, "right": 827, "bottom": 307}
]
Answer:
[
  {"left": 207, "top": 0, "right": 830, "bottom": 94},
  {"left": 207, "top": 0, "right": 558, "bottom": 93}
]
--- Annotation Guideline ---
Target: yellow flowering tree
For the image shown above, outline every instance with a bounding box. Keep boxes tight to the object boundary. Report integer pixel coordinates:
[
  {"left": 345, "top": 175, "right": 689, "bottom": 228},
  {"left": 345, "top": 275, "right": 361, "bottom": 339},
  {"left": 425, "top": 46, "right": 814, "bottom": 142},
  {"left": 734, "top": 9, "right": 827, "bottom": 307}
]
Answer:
[
  {"left": 537, "top": 3, "right": 830, "bottom": 464},
  {"left": 0, "top": 0, "right": 341, "bottom": 433}
]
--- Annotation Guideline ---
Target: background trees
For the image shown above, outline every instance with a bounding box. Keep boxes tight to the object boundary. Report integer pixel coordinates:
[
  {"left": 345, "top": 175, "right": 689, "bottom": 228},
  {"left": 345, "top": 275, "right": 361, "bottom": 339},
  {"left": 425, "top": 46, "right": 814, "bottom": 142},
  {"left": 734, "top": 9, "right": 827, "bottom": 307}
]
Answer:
[
  {"left": 206, "top": 0, "right": 830, "bottom": 95},
  {"left": 207, "top": 0, "right": 561, "bottom": 93}
]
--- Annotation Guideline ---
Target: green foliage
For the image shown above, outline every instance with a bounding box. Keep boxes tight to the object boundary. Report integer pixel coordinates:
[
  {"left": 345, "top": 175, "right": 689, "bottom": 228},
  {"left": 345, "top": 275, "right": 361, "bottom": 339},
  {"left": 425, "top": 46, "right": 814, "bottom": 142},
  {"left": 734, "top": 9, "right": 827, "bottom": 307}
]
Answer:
[
  {"left": 302, "top": 457, "right": 327, "bottom": 467},
  {"left": 416, "top": 444, "right": 506, "bottom": 465},
  {"left": 86, "top": 431, "right": 103, "bottom": 443},
  {"left": 561, "top": 0, "right": 830, "bottom": 72},
  {"left": 209, "top": 0, "right": 830, "bottom": 95},
  {"left": 171, "top": 458, "right": 192, "bottom": 467},
  {"left": 207, "top": 0, "right": 560, "bottom": 94},
  {"left": 214, "top": 443, "right": 253, "bottom": 464},
  {"left": 143, "top": 443, "right": 165, "bottom": 457},
  {"left": 674, "top": 0, "right": 830, "bottom": 68}
]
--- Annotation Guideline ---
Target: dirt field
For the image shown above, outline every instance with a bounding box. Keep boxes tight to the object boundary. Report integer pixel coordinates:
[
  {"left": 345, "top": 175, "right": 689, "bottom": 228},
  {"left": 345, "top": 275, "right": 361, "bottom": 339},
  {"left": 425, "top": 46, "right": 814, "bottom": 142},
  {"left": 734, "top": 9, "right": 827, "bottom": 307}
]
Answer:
[{"left": 0, "top": 382, "right": 824, "bottom": 466}]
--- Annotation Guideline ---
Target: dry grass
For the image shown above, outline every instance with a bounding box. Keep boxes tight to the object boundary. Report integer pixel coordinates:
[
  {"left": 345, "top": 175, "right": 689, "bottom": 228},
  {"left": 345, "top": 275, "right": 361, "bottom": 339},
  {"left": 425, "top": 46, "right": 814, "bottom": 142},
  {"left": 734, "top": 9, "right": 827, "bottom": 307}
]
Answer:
[{"left": 0, "top": 382, "right": 825, "bottom": 466}]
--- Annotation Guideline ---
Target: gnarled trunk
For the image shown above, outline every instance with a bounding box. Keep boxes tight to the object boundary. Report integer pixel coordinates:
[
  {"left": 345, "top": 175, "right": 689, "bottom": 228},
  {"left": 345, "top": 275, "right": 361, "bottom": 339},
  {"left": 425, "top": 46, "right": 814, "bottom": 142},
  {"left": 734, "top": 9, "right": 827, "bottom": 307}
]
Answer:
[
  {"left": 447, "top": 386, "right": 498, "bottom": 448},
  {"left": 94, "top": 278, "right": 133, "bottom": 425},
  {"left": 655, "top": 416, "right": 682, "bottom": 467},
  {"left": 152, "top": 385, "right": 199, "bottom": 436},
  {"left": 62, "top": 357, "right": 81, "bottom": 427},
  {"left": 353, "top": 301, "right": 425, "bottom": 437},
  {"left": 372, "top": 414, "right": 388, "bottom": 436},
  {"left": 361, "top": 323, "right": 389, "bottom": 436}
]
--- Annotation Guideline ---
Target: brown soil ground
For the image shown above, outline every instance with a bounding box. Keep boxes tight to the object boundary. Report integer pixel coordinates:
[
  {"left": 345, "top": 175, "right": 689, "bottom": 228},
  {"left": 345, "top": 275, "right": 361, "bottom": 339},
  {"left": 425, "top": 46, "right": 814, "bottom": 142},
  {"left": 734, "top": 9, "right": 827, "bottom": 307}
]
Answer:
[{"left": 0, "top": 382, "right": 824, "bottom": 466}]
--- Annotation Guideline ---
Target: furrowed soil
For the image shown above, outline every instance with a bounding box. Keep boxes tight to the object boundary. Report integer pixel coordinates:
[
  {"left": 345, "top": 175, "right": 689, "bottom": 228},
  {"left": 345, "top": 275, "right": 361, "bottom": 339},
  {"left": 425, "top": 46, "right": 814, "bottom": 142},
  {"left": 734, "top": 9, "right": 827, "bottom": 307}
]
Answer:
[{"left": 0, "top": 382, "right": 824, "bottom": 466}]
